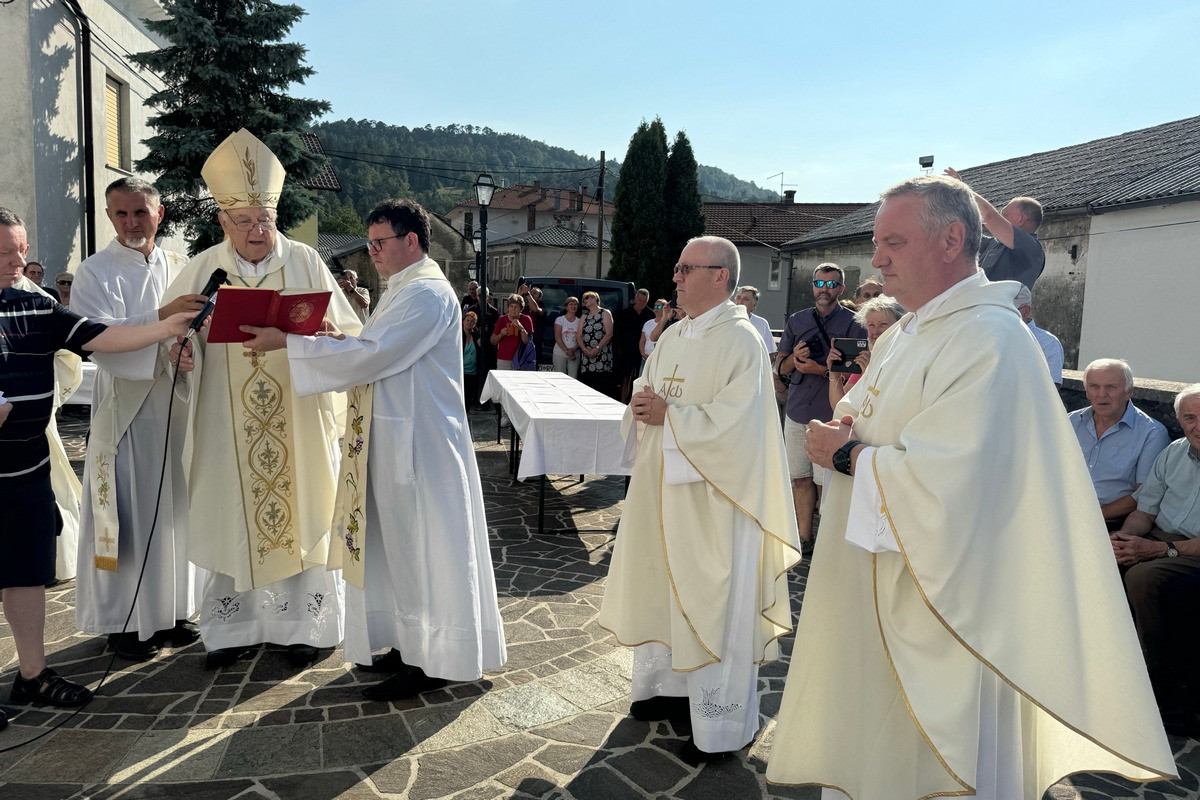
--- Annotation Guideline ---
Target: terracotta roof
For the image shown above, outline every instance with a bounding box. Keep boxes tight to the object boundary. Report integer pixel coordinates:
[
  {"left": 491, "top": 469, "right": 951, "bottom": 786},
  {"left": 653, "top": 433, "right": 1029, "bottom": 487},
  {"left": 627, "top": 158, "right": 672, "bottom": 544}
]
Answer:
[
  {"left": 789, "top": 115, "right": 1200, "bottom": 247},
  {"left": 702, "top": 202, "right": 869, "bottom": 247},
  {"left": 456, "top": 183, "right": 614, "bottom": 216},
  {"left": 298, "top": 132, "right": 342, "bottom": 192},
  {"left": 490, "top": 225, "right": 609, "bottom": 250}
]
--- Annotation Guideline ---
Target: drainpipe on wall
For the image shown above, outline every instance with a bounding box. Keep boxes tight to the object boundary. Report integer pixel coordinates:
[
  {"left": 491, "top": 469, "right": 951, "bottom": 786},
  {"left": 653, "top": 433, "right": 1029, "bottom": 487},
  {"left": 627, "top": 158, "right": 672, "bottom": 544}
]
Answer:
[{"left": 61, "top": 0, "right": 97, "bottom": 256}]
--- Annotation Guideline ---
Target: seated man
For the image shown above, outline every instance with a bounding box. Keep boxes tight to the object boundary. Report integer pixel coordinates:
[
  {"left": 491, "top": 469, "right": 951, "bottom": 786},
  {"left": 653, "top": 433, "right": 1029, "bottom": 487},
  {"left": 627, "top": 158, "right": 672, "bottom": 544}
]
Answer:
[
  {"left": 1069, "top": 359, "right": 1170, "bottom": 529},
  {"left": 1112, "top": 383, "right": 1200, "bottom": 736}
]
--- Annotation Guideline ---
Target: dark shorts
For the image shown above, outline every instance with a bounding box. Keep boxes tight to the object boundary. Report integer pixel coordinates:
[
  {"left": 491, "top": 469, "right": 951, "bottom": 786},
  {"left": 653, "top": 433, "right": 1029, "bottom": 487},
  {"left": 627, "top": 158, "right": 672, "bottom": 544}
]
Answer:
[{"left": 0, "top": 471, "right": 59, "bottom": 589}]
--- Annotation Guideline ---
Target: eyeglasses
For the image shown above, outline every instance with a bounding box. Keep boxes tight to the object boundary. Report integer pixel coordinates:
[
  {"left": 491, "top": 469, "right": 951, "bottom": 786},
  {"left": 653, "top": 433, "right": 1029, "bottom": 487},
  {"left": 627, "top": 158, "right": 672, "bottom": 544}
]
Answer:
[
  {"left": 56, "top": 280, "right": 73, "bottom": 286},
  {"left": 367, "top": 233, "right": 404, "bottom": 251},
  {"left": 228, "top": 217, "right": 277, "bottom": 232},
  {"left": 812, "top": 279, "right": 843, "bottom": 289},
  {"left": 673, "top": 264, "right": 724, "bottom": 277}
]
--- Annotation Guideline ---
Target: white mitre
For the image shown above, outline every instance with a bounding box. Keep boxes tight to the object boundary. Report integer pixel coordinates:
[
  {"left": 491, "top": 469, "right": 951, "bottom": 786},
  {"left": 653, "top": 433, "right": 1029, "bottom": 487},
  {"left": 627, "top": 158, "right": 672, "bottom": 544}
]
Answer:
[{"left": 201, "top": 128, "right": 286, "bottom": 210}]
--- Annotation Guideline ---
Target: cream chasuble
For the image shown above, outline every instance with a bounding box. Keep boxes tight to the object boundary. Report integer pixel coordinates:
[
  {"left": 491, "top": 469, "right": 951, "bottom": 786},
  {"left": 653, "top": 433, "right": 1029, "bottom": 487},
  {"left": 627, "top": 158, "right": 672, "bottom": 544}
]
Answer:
[
  {"left": 165, "top": 235, "right": 362, "bottom": 590},
  {"left": 766, "top": 277, "right": 1176, "bottom": 798},
  {"left": 599, "top": 302, "right": 801, "bottom": 671}
]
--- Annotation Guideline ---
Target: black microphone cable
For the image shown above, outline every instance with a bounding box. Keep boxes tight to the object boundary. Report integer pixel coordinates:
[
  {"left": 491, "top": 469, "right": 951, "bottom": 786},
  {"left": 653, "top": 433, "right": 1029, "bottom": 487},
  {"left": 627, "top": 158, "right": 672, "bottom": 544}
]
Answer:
[{"left": 0, "top": 340, "right": 192, "bottom": 752}]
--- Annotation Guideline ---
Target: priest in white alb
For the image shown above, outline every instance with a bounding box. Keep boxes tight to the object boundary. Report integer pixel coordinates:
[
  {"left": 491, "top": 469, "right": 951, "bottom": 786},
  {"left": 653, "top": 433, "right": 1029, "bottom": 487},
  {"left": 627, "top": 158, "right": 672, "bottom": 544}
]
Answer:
[
  {"left": 240, "top": 198, "right": 506, "bottom": 699},
  {"left": 598, "top": 235, "right": 801, "bottom": 759},
  {"left": 766, "top": 175, "right": 1177, "bottom": 798},
  {"left": 72, "top": 177, "right": 204, "bottom": 661},
  {"left": 164, "top": 129, "right": 361, "bottom": 668}
]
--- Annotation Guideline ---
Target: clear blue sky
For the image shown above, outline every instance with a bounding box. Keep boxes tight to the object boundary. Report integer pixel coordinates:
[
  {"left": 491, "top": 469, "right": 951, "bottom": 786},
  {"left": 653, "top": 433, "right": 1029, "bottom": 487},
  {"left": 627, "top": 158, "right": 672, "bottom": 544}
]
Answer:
[{"left": 291, "top": 0, "right": 1199, "bottom": 202}]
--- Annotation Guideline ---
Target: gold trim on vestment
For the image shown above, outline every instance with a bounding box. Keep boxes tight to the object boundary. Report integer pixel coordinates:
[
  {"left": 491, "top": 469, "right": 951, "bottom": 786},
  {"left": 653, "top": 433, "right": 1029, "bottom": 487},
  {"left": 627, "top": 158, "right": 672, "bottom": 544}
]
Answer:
[
  {"left": 665, "top": 410, "right": 802, "bottom": 654},
  {"left": 870, "top": 452, "right": 1177, "bottom": 785},
  {"left": 655, "top": 447, "right": 720, "bottom": 667},
  {"left": 594, "top": 623, "right": 717, "bottom": 673}
]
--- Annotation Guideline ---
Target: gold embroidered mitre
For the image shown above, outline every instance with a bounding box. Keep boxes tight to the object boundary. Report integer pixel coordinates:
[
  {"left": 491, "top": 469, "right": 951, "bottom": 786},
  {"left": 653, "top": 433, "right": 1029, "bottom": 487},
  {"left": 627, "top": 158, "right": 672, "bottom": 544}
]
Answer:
[{"left": 201, "top": 128, "right": 286, "bottom": 210}]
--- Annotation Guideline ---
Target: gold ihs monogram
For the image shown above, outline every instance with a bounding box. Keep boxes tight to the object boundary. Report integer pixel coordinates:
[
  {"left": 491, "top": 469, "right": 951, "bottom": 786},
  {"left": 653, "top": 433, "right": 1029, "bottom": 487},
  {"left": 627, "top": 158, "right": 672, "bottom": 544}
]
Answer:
[
  {"left": 858, "top": 383, "right": 880, "bottom": 419},
  {"left": 659, "top": 365, "right": 686, "bottom": 399}
]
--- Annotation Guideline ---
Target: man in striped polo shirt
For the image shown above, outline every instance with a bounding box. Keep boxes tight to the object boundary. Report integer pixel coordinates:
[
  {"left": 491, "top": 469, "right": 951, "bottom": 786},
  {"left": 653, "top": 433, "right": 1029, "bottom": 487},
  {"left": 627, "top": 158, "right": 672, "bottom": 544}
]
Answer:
[{"left": 0, "top": 208, "right": 196, "bottom": 731}]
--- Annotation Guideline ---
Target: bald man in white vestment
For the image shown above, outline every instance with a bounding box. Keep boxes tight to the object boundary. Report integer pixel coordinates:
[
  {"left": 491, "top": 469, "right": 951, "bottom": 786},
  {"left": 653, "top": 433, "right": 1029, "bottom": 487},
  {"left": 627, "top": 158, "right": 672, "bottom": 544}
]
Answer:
[
  {"left": 766, "top": 176, "right": 1177, "bottom": 799},
  {"left": 599, "top": 235, "right": 801, "bottom": 760}
]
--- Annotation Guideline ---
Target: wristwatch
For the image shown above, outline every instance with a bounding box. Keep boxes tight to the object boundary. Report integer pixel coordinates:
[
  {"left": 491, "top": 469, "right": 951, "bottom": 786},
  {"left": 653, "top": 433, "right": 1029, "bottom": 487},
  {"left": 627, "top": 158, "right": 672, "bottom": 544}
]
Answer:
[
  {"left": 1165, "top": 543, "right": 1179, "bottom": 558},
  {"left": 833, "top": 439, "right": 862, "bottom": 476}
]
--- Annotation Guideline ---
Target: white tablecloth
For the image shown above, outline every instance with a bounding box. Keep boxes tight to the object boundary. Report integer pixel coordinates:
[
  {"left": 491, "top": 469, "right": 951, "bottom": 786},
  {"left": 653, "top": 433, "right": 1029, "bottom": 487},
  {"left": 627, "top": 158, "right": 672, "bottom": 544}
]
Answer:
[{"left": 480, "top": 371, "right": 631, "bottom": 482}]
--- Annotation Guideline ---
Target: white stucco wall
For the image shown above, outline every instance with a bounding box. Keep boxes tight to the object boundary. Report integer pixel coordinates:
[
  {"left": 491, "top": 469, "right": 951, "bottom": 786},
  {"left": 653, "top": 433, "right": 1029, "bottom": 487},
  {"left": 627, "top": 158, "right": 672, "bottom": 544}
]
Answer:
[
  {"left": 733, "top": 245, "right": 790, "bottom": 328},
  {"left": 3, "top": 0, "right": 186, "bottom": 274},
  {"left": 1078, "top": 201, "right": 1200, "bottom": 382}
]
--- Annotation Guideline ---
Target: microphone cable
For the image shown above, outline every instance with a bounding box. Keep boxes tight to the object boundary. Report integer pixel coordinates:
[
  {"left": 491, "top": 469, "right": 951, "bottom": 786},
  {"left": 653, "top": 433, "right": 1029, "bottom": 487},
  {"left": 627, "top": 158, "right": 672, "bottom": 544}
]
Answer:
[{"left": 1, "top": 341, "right": 190, "bottom": 753}]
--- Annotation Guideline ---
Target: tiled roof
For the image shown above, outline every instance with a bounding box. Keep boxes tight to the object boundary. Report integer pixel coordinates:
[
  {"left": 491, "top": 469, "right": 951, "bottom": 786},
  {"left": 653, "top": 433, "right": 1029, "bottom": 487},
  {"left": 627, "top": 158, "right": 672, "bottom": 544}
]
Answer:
[
  {"left": 703, "top": 202, "right": 868, "bottom": 247},
  {"left": 317, "top": 233, "right": 366, "bottom": 265},
  {"left": 490, "top": 225, "right": 609, "bottom": 250},
  {"left": 298, "top": 132, "right": 342, "bottom": 192},
  {"left": 457, "top": 183, "right": 614, "bottom": 216},
  {"left": 789, "top": 115, "right": 1200, "bottom": 247}
]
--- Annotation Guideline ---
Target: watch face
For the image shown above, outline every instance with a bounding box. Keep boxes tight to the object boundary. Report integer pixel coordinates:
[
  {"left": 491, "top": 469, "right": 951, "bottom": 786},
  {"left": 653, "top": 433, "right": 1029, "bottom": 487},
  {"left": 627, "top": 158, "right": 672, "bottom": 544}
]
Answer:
[{"left": 1167, "top": 545, "right": 1179, "bottom": 557}]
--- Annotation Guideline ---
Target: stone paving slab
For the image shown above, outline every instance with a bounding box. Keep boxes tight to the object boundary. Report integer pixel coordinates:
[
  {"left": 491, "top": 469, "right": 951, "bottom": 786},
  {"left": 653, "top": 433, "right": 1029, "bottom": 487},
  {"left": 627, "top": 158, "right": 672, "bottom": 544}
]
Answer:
[{"left": 0, "top": 405, "right": 1196, "bottom": 798}]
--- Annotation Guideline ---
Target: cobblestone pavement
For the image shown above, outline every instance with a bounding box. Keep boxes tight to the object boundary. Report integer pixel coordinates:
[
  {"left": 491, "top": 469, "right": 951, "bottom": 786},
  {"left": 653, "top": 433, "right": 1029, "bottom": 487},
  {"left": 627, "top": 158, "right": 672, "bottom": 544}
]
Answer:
[{"left": 0, "top": 406, "right": 1196, "bottom": 799}]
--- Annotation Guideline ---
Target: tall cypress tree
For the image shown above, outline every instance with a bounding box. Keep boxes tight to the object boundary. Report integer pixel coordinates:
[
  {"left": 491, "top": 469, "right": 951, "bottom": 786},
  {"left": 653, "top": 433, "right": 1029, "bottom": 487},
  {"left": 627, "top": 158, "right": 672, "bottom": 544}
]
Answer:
[
  {"left": 663, "top": 130, "right": 706, "bottom": 296},
  {"left": 132, "top": 0, "right": 331, "bottom": 253},
  {"left": 609, "top": 119, "right": 669, "bottom": 294}
]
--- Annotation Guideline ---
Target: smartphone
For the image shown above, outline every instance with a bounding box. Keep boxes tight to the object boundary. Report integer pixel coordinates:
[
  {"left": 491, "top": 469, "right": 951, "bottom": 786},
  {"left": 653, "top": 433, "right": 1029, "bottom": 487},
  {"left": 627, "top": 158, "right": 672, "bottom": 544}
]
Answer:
[{"left": 830, "top": 337, "right": 869, "bottom": 373}]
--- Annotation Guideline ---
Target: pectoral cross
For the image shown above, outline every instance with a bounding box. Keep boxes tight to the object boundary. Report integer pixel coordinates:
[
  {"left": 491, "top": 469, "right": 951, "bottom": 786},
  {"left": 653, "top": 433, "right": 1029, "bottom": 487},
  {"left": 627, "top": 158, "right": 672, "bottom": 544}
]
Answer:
[{"left": 660, "top": 365, "right": 686, "bottom": 399}]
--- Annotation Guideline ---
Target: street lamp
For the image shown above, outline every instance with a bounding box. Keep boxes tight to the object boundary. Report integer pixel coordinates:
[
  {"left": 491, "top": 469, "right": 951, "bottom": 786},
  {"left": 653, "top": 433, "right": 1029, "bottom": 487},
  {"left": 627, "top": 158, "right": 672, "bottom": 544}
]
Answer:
[
  {"left": 470, "top": 229, "right": 482, "bottom": 281},
  {"left": 474, "top": 173, "right": 496, "bottom": 381}
]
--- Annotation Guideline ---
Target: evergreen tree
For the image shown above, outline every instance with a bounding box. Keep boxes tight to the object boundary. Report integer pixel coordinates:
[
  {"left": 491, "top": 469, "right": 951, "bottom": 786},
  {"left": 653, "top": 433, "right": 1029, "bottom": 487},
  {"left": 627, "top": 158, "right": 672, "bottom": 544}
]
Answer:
[
  {"left": 132, "top": 0, "right": 331, "bottom": 253},
  {"left": 608, "top": 119, "right": 669, "bottom": 293},
  {"left": 663, "top": 130, "right": 706, "bottom": 298}
]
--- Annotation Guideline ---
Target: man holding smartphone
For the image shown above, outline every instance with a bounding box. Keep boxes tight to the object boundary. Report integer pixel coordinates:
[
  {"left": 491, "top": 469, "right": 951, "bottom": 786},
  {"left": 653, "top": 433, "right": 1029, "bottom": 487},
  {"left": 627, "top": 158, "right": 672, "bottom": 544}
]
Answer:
[{"left": 775, "top": 264, "right": 866, "bottom": 550}]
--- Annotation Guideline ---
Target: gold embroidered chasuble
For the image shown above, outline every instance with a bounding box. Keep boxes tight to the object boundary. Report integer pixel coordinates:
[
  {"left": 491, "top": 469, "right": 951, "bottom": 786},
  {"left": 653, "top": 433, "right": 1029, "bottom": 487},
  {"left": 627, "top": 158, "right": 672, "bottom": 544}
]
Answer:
[
  {"left": 599, "top": 303, "right": 801, "bottom": 671},
  {"left": 167, "top": 235, "right": 362, "bottom": 590},
  {"left": 766, "top": 278, "right": 1176, "bottom": 797}
]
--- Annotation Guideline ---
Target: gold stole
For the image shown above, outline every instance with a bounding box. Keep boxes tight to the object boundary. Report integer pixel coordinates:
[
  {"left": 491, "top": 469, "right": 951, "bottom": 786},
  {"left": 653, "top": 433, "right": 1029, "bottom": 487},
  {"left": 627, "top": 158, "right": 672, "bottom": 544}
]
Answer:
[{"left": 330, "top": 257, "right": 449, "bottom": 588}]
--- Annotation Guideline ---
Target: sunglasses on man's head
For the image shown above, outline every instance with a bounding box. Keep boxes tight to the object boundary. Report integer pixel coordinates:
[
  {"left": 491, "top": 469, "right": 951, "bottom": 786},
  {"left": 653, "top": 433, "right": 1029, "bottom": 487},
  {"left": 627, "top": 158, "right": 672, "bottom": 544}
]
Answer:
[{"left": 812, "top": 279, "right": 843, "bottom": 289}]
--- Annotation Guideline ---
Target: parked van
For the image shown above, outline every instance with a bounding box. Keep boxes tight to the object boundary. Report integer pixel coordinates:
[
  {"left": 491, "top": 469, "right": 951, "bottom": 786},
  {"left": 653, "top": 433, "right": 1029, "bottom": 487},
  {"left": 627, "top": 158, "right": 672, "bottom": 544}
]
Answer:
[{"left": 517, "top": 275, "right": 636, "bottom": 365}]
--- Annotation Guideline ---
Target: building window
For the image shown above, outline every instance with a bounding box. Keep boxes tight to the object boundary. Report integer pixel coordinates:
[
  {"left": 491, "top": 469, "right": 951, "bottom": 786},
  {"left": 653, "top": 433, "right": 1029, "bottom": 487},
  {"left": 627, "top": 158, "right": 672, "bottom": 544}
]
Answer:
[
  {"left": 104, "top": 76, "right": 130, "bottom": 171},
  {"left": 768, "top": 257, "right": 782, "bottom": 291},
  {"left": 463, "top": 211, "right": 473, "bottom": 240}
]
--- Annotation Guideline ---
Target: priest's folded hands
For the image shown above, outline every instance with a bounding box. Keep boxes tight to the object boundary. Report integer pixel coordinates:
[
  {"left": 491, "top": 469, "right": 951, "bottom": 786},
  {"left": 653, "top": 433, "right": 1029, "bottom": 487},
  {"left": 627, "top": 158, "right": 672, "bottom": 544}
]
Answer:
[
  {"left": 803, "top": 414, "right": 854, "bottom": 469},
  {"left": 630, "top": 386, "right": 666, "bottom": 426}
]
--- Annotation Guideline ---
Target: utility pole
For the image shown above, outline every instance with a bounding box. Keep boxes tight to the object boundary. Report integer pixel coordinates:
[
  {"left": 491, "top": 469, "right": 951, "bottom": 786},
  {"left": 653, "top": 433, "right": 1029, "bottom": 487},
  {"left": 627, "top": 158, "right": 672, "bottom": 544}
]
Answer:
[{"left": 595, "top": 151, "right": 605, "bottom": 279}]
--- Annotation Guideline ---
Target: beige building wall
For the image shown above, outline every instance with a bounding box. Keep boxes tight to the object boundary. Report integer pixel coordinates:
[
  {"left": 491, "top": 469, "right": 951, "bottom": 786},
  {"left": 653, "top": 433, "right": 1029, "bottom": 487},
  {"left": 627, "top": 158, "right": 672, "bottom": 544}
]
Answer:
[{"left": 1079, "top": 201, "right": 1200, "bottom": 382}]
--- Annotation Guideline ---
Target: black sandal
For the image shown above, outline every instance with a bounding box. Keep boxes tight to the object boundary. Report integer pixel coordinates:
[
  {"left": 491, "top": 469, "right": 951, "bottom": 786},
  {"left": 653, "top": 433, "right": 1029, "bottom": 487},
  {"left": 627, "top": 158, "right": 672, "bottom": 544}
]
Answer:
[{"left": 10, "top": 667, "right": 93, "bottom": 708}]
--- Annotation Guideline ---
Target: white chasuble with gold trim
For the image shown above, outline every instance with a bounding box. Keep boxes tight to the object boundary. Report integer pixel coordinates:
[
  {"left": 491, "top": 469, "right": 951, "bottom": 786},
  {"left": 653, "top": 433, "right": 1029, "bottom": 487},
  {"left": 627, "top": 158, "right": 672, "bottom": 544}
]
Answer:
[
  {"left": 766, "top": 278, "right": 1176, "bottom": 798},
  {"left": 599, "top": 303, "right": 800, "bottom": 672},
  {"left": 166, "top": 235, "right": 363, "bottom": 591}
]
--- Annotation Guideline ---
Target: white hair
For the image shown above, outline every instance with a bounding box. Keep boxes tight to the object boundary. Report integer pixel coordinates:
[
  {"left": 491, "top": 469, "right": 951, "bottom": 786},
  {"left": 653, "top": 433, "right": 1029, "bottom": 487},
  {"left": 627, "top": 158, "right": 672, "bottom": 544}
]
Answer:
[
  {"left": 1083, "top": 359, "right": 1133, "bottom": 392},
  {"left": 1175, "top": 384, "right": 1200, "bottom": 416}
]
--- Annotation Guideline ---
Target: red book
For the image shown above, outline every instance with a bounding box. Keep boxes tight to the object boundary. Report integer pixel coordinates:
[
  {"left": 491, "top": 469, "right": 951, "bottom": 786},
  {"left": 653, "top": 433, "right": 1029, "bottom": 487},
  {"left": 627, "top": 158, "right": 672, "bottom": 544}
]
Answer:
[{"left": 206, "top": 286, "right": 332, "bottom": 344}]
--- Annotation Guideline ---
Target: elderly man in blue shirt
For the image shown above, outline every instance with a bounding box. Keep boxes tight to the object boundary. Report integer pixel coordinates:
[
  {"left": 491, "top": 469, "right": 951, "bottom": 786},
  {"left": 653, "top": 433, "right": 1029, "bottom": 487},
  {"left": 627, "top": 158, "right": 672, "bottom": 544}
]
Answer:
[
  {"left": 1069, "top": 359, "right": 1170, "bottom": 529},
  {"left": 1111, "top": 383, "right": 1200, "bottom": 737}
]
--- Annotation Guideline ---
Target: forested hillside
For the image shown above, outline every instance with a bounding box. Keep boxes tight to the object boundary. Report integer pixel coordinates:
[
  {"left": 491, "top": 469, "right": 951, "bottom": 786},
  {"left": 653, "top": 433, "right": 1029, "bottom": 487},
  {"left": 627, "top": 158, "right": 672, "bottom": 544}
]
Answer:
[{"left": 310, "top": 119, "right": 777, "bottom": 229}]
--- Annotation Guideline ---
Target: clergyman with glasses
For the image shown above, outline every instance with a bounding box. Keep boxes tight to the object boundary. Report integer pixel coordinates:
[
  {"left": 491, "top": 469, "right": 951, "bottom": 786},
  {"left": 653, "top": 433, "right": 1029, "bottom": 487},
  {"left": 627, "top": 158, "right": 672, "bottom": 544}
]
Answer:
[
  {"left": 599, "top": 235, "right": 801, "bottom": 760},
  {"left": 775, "top": 263, "right": 866, "bottom": 550},
  {"left": 163, "top": 129, "right": 362, "bottom": 669}
]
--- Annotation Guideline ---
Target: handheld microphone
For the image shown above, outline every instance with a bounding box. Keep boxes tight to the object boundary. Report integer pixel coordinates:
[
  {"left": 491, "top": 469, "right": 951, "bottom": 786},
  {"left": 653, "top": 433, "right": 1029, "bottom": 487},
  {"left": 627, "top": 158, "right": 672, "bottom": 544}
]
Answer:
[
  {"left": 199, "top": 268, "right": 229, "bottom": 298},
  {"left": 185, "top": 268, "right": 229, "bottom": 339},
  {"left": 185, "top": 293, "right": 217, "bottom": 339}
]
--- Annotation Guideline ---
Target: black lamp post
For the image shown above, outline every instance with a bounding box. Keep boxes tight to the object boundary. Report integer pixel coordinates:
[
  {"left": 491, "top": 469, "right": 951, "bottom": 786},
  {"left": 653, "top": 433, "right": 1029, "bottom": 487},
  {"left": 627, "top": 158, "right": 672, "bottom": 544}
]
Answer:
[{"left": 474, "top": 173, "right": 496, "bottom": 378}]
